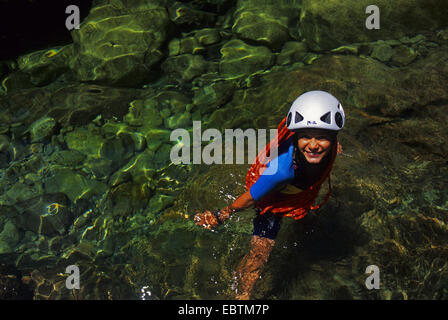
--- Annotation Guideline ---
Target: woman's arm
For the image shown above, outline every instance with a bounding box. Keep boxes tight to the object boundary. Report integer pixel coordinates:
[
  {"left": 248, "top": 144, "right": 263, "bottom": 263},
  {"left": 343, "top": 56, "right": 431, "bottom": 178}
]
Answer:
[
  {"left": 194, "top": 141, "right": 296, "bottom": 229},
  {"left": 194, "top": 190, "right": 255, "bottom": 229},
  {"left": 194, "top": 142, "right": 294, "bottom": 229},
  {"left": 219, "top": 190, "right": 255, "bottom": 220}
]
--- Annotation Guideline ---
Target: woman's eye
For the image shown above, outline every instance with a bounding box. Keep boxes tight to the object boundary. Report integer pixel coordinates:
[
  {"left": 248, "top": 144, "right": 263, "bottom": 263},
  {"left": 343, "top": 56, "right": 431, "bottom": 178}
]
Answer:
[{"left": 299, "top": 134, "right": 331, "bottom": 141}]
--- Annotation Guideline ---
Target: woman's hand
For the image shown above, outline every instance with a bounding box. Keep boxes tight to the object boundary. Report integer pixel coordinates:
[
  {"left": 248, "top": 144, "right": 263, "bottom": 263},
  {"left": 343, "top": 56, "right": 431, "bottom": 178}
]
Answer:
[
  {"left": 194, "top": 210, "right": 219, "bottom": 230},
  {"left": 337, "top": 142, "right": 343, "bottom": 155},
  {"left": 194, "top": 207, "right": 233, "bottom": 230},
  {"left": 194, "top": 192, "right": 253, "bottom": 230}
]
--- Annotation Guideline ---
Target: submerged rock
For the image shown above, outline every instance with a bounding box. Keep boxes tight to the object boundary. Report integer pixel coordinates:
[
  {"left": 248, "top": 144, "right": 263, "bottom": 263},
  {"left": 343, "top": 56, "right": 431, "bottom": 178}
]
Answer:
[
  {"left": 300, "top": 0, "right": 448, "bottom": 51},
  {"left": 219, "top": 39, "right": 274, "bottom": 75},
  {"left": 160, "top": 108, "right": 172, "bottom": 119},
  {"left": 0, "top": 220, "right": 20, "bottom": 254},
  {"left": 162, "top": 54, "right": 209, "bottom": 82},
  {"left": 0, "top": 71, "right": 34, "bottom": 93},
  {"left": 156, "top": 91, "right": 192, "bottom": 115},
  {"left": 17, "top": 46, "right": 72, "bottom": 86},
  {"left": 29, "top": 117, "right": 57, "bottom": 143},
  {"left": 0, "top": 135, "right": 10, "bottom": 153},
  {"left": 48, "top": 84, "right": 137, "bottom": 127},
  {"left": 232, "top": 0, "right": 301, "bottom": 48},
  {"left": 110, "top": 181, "right": 152, "bottom": 217},
  {"left": 2, "top": 181, "right": 44, "bottom": 207},
  {"left": 0, "top": 84, "right": 136, "bottom": 130},
  {"left": 370, "top": 42, "right": 394, "bottom": 62},
  {"left": 167, "top": 28, "right": 221, "bottom": 57},
  {"left": 148, "top": 193, "right": 176, "bottom": 214},
  {"left": 117, "top": 148, "right": 157, "bottom": 185},
  {"left": 101, "top": 119, "right": 131, "bottom": 138},
  {"left": 437, "top": 28, "right": 448, "bottom": 41},
  {"left": 49, "top": 150, "right": 86, "bottom": 167},
  {"left": 64, "top": 127, "right": 104, "bottom": 159},
  {"left": 44, "top": 167, "right": 108, "bottom": 203},
  {"left": 119, "top": 131, "right": 147, "bottom": 152},
  {"left": 124, "top": 99, "right": 163, "bottom": 128},
  {"left": 168, "top": 36, "right": 204, "bottom": 56},
  {"left": 165, "top": 111, "right": 191, "bottom": 129},
  {"left": 277, "top": 41, "right": 309, "bottom": 65},
  {"left": 38, "top": 207, "right": 73, "bottom": 237},
  {"left": 144, "top": 129, "right": 171, "bottom": 153},
  {"left": 69, "top": 1, "right": 170, "bottom": 86},
  {"left": 153, "top": 144, "right": 175, "bottom": 169},
  {"left": 12, "top": 192, "right": 71, "bottom": 236},
  {"left": 192, "top": 80, "right": 236, "bottom": 114},
  {"left": 84, "top": 159, "right": 117, "bottom": 181},
  {"left": 100, "top": 135, "right": 135, "bottom": 163},
  {"left": 232, "top": 7, "right": 290, "bottom": 50},
  {"left": 391, "top": 45, "right": 418, "bottom": 66},
  {"left": 0, "top": 135, "right": 13, "bottom": 168},
  {"left": 168, "top": 1, "right": 217, "bottom": 26},
  {"left": 194, "top": 28, "right": 221, "bottom": 46}
]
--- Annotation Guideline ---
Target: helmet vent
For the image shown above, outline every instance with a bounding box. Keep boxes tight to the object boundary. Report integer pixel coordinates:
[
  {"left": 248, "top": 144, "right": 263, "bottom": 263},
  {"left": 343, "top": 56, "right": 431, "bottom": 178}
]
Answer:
[
  {"left": 320, "top": 111, "right": 331, "bottom": 124},
  {"left": 337, "top": 103, "right": 342, "bottom": 110},
  {"left": 335, "top": 112, "right": 343, "bottom": 128},
  {"left": 287, "top": 112, "right": 292, "bottom": 126},
  {"left": 295, "top": 112, "right": 303, "bottom": 123}
]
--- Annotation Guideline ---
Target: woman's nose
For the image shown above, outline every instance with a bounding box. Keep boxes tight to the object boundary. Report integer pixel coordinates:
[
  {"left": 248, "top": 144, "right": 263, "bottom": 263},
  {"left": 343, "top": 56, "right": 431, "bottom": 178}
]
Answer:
[{"left": 308, "top": 138, "right": 319, "bottom": 149}]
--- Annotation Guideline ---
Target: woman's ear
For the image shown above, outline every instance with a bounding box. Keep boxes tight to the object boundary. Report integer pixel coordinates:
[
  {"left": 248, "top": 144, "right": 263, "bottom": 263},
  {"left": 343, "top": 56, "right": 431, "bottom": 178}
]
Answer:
[{"left": 337, "top": 141, "right": 343, "bottom": 155}]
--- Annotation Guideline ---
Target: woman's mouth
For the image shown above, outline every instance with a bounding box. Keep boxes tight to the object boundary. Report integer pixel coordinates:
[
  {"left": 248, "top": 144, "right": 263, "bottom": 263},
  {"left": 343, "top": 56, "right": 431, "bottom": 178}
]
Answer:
[{"left": 306, "top": 151, "right": 321, "bottom": 158}]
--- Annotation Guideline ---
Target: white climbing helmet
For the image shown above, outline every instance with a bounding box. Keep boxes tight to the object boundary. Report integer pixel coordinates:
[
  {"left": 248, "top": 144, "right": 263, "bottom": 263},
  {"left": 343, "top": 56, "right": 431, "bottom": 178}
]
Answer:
[{"left": 286, "top": 90, "right": 345, "bottom": 132}]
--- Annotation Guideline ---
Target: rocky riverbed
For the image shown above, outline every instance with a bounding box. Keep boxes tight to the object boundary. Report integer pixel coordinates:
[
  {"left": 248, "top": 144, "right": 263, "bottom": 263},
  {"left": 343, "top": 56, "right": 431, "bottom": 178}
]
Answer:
[{"left": 0, "top": 0, "right": 447, "bottom": 299}]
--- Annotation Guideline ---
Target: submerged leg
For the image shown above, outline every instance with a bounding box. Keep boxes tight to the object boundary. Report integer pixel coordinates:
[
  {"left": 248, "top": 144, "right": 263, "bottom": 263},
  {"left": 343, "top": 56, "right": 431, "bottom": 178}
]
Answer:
[{"left": 234, "top": 235, "right": 275, "bottom": 300}]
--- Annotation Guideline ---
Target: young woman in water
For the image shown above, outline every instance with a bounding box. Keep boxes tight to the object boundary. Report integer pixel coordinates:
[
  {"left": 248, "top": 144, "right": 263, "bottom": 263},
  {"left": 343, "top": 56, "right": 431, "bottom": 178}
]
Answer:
[{"left": 194, "top": 90, "right": 345, "bottom": 300}]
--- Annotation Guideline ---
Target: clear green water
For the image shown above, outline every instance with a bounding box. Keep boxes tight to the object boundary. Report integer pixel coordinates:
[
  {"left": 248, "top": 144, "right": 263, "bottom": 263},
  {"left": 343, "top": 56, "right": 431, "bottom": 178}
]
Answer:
[{"left": 1, "top": 0, "right": 448, "bottom": 300}]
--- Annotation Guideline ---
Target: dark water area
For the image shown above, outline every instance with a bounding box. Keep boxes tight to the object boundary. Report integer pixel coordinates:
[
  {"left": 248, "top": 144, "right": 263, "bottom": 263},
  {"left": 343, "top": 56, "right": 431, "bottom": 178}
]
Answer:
[
  {"left": 0, "top": 0, "right": 93, "bottom": 60},
  {"left": 0, "top": 0, "right": 447, "bottom": 301}
]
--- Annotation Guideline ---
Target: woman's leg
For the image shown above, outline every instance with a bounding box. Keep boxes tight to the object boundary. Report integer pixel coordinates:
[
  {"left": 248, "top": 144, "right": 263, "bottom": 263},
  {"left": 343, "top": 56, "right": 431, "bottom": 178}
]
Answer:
[
  {"left": 235, "top": 235, "right": 275, "bottom": 300},
  {"left": 234, "top": 211, "right": 281, "bottom": 299}
]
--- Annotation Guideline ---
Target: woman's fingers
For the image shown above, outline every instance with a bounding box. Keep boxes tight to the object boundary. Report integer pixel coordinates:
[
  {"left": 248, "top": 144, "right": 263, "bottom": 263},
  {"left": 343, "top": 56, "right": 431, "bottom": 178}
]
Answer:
[
  {"left": 204, "top": 211, "right": 218, "bottom": 227},
  {"left": 194, "top": 210, "right": 217, "bottom": 229}
]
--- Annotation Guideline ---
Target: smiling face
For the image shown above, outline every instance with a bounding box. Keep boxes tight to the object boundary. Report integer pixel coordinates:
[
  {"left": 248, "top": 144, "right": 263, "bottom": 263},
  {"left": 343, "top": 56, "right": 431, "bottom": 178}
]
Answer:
[{"left": 295, "top": 129, "right": 335, "bottom": 164}]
